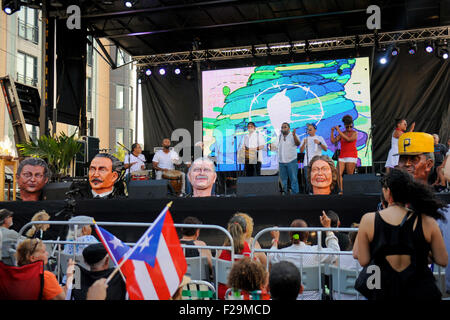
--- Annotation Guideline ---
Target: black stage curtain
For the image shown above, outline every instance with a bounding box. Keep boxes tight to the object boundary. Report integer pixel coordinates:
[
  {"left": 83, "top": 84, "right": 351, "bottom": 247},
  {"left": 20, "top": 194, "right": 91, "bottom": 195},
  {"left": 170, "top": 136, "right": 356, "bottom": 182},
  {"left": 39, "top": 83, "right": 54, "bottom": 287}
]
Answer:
[
  {"left": 141, "top": 47, "right": 449, "bottom": 161},
  {"left": 371, "top": 44, "right": 450, "bottom": 161},
  {"left": 141, "top": 70, "right": 199, "bottom": 150}
]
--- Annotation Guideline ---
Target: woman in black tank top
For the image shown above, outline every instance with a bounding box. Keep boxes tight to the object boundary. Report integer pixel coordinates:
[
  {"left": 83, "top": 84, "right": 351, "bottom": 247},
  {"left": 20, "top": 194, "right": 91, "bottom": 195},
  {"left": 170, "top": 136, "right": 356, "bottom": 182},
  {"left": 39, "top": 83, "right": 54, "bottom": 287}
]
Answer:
[{"left": 353, "top": 168, "right": 448, "bottom": 300}]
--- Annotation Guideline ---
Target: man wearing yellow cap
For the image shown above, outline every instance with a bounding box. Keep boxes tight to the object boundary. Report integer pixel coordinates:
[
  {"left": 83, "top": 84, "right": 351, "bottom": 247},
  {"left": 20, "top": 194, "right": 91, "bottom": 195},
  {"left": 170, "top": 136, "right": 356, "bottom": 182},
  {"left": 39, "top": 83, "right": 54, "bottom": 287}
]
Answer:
[{"left": 395, "top": 132, "right": 435, "bottom": 184}]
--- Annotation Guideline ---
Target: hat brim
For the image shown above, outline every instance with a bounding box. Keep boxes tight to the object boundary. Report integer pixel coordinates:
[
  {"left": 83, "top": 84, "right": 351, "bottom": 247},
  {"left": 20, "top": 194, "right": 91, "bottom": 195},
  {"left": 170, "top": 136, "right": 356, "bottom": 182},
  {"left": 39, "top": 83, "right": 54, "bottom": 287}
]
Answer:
[{"left": 393, "top": 152, "right": 425, "bottom": 156}]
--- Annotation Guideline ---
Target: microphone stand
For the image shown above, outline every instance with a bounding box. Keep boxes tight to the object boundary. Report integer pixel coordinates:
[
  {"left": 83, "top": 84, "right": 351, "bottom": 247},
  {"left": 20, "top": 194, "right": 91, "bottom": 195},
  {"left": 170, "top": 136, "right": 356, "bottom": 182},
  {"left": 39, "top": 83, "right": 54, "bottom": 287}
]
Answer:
[
  {"left": 365, "top": 125, "right": 375, "bottom": 174},
  {"left": 118, "top": 142, "right": 133, "bottom": 185},
  {"left": 333, "top": 128, "right": 342, "bottom": 193}
]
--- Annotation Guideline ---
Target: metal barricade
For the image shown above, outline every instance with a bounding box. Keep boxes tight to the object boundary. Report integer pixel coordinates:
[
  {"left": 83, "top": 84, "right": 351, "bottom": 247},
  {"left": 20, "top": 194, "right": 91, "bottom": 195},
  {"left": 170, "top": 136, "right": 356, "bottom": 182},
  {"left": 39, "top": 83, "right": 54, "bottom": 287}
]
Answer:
[
  {"left": 17, "top": 220, "right": 234, "bottom": 294},
  {"left": 251, "top": 226, "right": 360, "bottom": 300}
]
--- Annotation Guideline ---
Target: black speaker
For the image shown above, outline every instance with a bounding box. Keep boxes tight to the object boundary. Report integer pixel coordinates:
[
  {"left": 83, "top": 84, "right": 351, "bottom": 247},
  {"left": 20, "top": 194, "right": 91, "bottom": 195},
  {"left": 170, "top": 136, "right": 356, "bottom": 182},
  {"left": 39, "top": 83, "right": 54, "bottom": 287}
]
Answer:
[
  {"left": 128, "top": 180, "right": 169, "bottom": 199},
  {"left": 237, "top": 176, "right": 280, "bottom": 197},
  {"left": 83, "top": 136, "right": 100, "bottom": 164},
  {"left": 343, "top": 174, "right": 381, "bottom": 195},
  {"left": 42, "top": 182, "right": 74, "bottom": 200}
]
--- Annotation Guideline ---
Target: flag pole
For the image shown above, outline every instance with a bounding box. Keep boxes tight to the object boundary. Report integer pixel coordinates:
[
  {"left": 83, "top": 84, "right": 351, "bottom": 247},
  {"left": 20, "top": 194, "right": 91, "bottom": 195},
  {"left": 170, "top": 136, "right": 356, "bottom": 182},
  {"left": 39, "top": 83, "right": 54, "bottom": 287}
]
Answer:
[
  {"left": 105, "top": 201, "right": 173, "bottom": 284},
  {"left": 93, "top": 219, "right": 127, "bottom": 282}
]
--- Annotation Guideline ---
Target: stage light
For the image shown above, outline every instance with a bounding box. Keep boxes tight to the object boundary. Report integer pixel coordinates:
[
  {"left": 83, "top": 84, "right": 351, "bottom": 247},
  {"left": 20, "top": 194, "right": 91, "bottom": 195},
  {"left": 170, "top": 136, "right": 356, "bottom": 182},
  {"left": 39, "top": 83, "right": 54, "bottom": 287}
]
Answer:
[
  {"left": 391, "top": 46, "right": 400, "bottom": 56},
  {"left": 379, "top": 57, "right": 387, "bottom": 65},
  {"left": 2, "top": 0, "right": 21, "bottom": 15},
  {"left": 437, "top": 40, "right": 449, "bottom": 60},
  {"left": 442, "top": 50, "right": 449, "bottom": 60},
  {"left": 159, "top": 68, "right": 166, "bottom": 75},
  {"left": 408, "top": 42, "right": 417, "bottom": 55},
  {"left": 124, "top": 0, "right": 137, "bottom": 8},
  {"left": 425, "top": 41, "right": 435, "bottom": 53},
  {"left": 145, "top": 68, "right": 152, "bottom": 76},
  {"left": 174, "top": 68, "right": 181, "bottom": 75}
]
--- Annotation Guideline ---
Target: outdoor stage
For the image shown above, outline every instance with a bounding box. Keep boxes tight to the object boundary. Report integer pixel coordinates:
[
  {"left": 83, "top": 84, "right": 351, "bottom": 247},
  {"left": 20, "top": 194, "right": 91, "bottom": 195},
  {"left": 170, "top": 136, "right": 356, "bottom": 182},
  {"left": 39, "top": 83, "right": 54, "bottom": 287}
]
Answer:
[{"left": 3, "top": 193, "right": 450, "bottom": 247}]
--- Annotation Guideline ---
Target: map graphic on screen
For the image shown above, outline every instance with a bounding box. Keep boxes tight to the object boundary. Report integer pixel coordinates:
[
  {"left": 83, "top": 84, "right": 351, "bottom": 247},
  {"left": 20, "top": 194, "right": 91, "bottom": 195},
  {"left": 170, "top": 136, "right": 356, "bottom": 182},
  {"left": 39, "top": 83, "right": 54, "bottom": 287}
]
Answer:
[{"left": 202, "top": 58, "right": 372, "bottom": 172}]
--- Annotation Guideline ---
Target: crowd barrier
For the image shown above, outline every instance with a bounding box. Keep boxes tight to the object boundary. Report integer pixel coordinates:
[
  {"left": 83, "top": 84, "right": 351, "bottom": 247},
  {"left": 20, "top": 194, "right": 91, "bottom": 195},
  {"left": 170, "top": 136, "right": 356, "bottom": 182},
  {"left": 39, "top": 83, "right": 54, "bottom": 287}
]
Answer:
[{"left": 3, "top": 221, "right": 446, "bottom": 300}]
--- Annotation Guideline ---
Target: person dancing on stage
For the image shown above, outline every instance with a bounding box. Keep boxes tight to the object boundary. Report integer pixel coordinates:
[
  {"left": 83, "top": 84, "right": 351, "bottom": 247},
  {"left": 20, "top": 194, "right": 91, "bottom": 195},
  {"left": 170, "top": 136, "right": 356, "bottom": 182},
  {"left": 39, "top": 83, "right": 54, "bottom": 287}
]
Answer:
[
  {"left": 385, "top": 118, "right": 415, "bottom": 173},
  {"left": 330, "top": 115, "right": 357, "bottom": 193}
]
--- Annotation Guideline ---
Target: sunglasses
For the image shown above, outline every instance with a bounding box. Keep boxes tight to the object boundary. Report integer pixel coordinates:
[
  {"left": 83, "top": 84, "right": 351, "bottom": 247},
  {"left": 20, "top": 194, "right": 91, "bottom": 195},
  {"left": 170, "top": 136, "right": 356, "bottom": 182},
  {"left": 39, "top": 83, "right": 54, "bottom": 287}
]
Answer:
[{"left": 31, "top": 239, "right": 40, "bottom": 255}]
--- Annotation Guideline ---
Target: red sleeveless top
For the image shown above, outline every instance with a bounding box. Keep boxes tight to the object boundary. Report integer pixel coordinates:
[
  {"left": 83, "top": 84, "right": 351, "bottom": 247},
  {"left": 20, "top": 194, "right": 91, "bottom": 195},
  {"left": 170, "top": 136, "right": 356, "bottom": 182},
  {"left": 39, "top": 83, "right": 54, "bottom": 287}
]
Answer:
[{"left": 339, "top": 132, "right": 357, "bottom": 158}]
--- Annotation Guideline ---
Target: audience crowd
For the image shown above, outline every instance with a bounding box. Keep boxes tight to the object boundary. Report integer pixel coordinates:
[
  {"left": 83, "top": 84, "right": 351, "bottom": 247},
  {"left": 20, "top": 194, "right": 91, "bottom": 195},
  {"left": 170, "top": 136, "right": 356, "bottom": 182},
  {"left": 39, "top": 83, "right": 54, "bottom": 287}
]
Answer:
[{"left": 0, "top": 131, "right": 449, "bottom": 301}]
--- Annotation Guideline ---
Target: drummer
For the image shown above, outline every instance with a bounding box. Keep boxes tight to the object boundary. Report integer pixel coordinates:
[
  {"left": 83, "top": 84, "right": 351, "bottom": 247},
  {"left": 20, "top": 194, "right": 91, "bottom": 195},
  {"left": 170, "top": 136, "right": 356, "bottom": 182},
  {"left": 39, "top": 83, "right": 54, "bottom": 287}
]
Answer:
[
  {"left": 124, "top": 143, "right": 146, "bottom": 181},
  {"left": 152, "top": 138, "right": 186, "bottom": 194}
]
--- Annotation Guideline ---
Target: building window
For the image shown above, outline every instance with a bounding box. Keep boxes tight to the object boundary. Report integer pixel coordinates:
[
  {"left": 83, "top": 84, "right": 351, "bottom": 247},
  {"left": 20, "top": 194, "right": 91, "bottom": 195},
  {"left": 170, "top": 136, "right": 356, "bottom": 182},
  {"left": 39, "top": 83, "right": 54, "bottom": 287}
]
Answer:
[
  {"left": 117, "top": 48, "right": 129, "bottom": 67},
  {"left": 16, "top": 52, "right": 38, "bottom": 87},
  {"left": 87, "top": 35, "right": 93, "bottom": 66},
  {"left": 18, "top": 7, "right": 39, "bottom": 44},
  {"left": 129, "top": 129, "right": 134, "bottom": 147},
  {"left": 115, "top": 84, "right": 124, "bottom": 109},
  {"left": 116, "top": 128, "right": 124, "bottom": 146},
  {"left": 129, "top": 86, "right": 133, "bottom": 111},
  {"left": 87, "top": 77, "right": 92, "bottom": 112}
]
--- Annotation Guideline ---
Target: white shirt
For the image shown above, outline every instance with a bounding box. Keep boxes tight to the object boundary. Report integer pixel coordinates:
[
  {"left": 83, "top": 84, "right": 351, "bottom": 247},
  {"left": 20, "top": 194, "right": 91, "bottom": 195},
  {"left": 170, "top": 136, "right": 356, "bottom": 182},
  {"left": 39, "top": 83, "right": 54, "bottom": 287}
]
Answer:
[
  {"left": 91, "top": 189, "right": 113, "bottom": 198},
  {"left": 152, "top": 149, "right": 180, "bottom": 170},
  {"left": 269, "top": 233, "right": 339, "bottom": 300},
  {"left": 243, "top": 131, "right": 265, "bottom": 162},
  {"left": 277, "top": 132, "right": 300, "bottom": 163},
  {"left": 301, "top": 135, "right": 327, "bottom": 166},
  {"left": 124, "top": 153, "right": 146, "bottom": 175}
]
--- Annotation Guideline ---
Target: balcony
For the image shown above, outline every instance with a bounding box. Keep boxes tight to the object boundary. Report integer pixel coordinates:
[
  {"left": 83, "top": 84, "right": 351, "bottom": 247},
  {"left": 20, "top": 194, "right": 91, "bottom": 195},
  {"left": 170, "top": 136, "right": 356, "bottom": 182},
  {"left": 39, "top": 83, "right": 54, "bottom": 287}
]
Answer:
[
  {"left": 16, "top": 73, "right": 38, "bottom": 87},
  {"left": 18, "top": 19, "right": 39, "bottom": 44}
]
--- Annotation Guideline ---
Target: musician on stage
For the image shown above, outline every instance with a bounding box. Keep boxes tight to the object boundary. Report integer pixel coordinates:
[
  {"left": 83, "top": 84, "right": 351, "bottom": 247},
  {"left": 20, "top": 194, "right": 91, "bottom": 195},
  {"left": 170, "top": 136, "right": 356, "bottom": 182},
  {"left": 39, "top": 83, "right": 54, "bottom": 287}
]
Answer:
[
  {"left": 123, "top": 143, "right": 146, "bottom": 181},
  {"left": 242, "top": 122, "right": 265, "bottom": 176},
  {"left": 300, "top": 123, "right": 328, "bottom": 193},
  {"left": 152, "top": 138, "right": 186, "bottom": 194},
  {"left": 276, "top": 122, "right": 301, "bottom": 194}
]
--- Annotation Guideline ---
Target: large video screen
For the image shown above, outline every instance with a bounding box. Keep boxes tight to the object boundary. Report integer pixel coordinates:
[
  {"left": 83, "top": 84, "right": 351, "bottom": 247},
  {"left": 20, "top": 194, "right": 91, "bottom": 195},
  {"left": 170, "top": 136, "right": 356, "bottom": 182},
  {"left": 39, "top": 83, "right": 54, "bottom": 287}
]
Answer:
[{"left": 202, "top": 58, "right": 372, "bottom": 172}]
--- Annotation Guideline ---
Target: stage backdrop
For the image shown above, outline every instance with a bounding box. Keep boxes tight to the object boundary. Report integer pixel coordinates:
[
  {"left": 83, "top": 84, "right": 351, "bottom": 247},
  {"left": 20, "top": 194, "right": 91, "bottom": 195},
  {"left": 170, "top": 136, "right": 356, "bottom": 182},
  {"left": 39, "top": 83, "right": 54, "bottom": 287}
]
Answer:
[
  {"left": 141, "top": 45, "right": 449, "bottom": 165},
  {"left": 202, "top": 58, "right": 372, "bottom": 172}
]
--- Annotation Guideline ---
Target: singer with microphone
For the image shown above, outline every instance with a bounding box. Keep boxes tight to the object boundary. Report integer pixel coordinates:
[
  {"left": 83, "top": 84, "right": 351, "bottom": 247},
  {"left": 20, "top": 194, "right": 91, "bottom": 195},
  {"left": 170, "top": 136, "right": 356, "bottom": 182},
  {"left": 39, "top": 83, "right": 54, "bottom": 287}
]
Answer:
[{"left": 330, "top": 115, "right": 358, "bottom": 193}]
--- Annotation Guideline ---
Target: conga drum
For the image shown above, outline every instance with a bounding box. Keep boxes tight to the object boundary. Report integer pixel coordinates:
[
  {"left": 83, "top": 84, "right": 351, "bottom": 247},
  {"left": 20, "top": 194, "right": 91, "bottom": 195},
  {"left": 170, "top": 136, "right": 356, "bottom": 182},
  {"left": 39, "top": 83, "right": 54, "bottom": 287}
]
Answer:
[
  {"left": 162, "top": 169, "right": 183, "bottom": 195},
  {"left": 131, "top": 170, "right": 150, "bottom": 181}
]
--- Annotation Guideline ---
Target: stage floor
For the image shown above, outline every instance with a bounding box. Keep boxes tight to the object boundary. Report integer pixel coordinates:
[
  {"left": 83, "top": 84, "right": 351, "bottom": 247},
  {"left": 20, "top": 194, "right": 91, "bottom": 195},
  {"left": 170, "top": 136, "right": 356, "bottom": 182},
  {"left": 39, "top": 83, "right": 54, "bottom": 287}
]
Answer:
[{"left": 3, "top": 193, "right": 450, "bottom": 247}]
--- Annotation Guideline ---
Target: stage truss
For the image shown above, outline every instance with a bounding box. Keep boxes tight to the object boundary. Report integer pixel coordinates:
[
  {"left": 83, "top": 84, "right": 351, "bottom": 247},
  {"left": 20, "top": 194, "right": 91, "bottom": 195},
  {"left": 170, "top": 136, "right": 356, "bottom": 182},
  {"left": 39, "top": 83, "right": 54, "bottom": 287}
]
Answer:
[{"left": 133, "top": 26, "right": 450, "bottom": 67}]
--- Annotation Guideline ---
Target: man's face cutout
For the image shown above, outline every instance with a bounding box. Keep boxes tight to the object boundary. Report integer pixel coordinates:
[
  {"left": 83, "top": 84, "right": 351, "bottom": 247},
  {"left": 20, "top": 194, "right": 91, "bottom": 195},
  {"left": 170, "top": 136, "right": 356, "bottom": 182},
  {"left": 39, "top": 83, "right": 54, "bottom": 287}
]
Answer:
[{"left": 89, "top": 157, "right": 118, "bottom": 193}]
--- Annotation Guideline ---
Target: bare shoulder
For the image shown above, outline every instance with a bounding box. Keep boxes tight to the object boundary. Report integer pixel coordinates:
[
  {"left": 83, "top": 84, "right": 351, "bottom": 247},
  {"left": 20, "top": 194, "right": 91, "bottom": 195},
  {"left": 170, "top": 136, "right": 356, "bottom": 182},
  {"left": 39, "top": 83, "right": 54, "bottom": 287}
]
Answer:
[
  {"left": 360, "top": 211, "right": 376, "bottom": 225},
  {"left": 421, "top": 214, "right": 439, "bottom": 230},
  {"left": 195, "top": 240, "right": 207, "bottom": 246}
]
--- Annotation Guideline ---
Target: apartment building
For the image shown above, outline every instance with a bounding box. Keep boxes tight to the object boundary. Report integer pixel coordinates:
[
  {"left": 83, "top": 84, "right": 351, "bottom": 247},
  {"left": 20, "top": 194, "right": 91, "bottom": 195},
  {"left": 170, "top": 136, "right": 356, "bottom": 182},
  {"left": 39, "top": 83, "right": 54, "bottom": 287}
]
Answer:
[{"left": 0, "top": 7, "right": 136, "bottom": 157}]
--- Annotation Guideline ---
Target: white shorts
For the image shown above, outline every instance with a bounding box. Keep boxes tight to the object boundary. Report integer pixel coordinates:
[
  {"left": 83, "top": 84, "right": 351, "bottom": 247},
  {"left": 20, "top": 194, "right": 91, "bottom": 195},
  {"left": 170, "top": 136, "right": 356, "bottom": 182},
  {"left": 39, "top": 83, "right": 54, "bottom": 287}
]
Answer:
[{"left": 339, "top": 157, "right": 358, "bottom": 163}]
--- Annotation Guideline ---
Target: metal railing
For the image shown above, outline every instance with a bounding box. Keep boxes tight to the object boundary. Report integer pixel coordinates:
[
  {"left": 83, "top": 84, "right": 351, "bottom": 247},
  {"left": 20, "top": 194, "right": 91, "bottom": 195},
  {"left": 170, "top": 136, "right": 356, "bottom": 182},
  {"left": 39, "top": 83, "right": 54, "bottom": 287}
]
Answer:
[
  {"left": 17, "top": 220, "right": 235, "bottom": 295},
  {"left": 252, "top": 226, "right": 447, "bottom": 299},
  {"left": 18, "top": 19, "right": 39, "bottom": 44}
]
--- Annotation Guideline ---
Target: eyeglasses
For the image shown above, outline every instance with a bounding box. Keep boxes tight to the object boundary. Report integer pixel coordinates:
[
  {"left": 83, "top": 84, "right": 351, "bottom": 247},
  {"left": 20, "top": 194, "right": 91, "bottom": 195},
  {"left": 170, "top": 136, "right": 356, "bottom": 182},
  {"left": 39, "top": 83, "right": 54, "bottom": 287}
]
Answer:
[
  {"left": 311, "top": 166, "right": 331, "bottom": 174},
  {"left": 21, "top": 172, "right": 45, "bottom": 179},
  {"left": 345, "top": 125, "right": 353, "bottom": 128},
  {"left": 30, "top": 239, "right": 40, "bottom": 255}
]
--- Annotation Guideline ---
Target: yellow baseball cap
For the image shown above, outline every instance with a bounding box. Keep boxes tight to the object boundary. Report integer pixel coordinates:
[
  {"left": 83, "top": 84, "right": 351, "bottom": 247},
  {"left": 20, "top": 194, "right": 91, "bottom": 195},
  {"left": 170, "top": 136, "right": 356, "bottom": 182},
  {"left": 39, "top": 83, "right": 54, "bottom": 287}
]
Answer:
[{"left": 395, "top": 132, "right": 434, "bottom": 156}]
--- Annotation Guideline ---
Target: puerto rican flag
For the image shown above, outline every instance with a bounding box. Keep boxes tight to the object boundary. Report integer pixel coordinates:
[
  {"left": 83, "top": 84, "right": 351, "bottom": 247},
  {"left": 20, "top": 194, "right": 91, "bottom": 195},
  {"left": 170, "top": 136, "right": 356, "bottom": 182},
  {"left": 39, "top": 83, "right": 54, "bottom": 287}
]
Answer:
[{"left": 95, "top": 205, "right": 187, "bottom": 300}]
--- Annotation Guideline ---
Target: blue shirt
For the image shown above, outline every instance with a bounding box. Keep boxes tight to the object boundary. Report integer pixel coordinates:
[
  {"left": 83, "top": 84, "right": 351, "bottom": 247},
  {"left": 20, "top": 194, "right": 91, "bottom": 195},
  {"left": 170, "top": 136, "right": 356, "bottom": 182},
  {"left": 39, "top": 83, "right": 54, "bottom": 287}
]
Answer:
[{"left": 438, "top": 205, "right": 450, "bottom": 293}]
